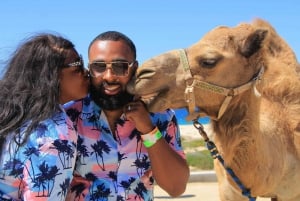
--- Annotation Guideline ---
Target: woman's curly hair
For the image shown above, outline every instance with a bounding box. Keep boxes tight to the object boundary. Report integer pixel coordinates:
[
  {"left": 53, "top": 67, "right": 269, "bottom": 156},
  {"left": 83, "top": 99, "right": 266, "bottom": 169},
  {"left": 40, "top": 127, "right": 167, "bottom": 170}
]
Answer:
[{"left": 0, "top": 33, "right": 75, "bottom": 152}]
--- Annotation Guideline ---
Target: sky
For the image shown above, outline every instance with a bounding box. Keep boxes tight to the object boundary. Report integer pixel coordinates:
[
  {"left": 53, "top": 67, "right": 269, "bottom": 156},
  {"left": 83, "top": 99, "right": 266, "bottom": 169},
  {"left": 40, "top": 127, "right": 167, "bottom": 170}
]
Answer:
[{"left": 0, "top": 0, "right": 299, "bottom": 124}]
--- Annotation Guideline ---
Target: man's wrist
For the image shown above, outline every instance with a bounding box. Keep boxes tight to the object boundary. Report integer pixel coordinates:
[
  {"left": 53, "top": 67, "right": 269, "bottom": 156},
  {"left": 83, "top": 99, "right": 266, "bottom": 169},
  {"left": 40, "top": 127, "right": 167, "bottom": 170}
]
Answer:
[{"left": 141, "top": 126, "right": 163, "bottom": 148}]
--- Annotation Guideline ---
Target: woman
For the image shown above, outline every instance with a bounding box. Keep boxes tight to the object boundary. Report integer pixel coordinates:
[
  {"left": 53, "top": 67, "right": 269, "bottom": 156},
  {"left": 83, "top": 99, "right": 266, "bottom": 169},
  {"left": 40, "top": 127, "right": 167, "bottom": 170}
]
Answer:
[{"left": 0, "top": 33, "right": 89, "bottom": 200}]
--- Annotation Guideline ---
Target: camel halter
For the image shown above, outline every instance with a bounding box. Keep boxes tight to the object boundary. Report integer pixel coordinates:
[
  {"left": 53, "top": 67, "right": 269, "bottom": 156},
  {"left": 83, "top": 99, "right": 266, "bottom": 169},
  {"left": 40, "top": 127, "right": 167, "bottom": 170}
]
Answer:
[{"left": 179, "top": 49, "right": 264, "bottom": 121}]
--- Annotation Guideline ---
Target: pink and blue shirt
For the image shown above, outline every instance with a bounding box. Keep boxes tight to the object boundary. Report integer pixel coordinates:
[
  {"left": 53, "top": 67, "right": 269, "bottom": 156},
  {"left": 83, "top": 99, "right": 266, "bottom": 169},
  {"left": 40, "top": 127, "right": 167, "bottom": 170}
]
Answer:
[
  {"left": 0, "top": 106, "right": 77, "bottom": 201},
  {"left": 65, "top": 96, "right": 185, "bottom": 201}
]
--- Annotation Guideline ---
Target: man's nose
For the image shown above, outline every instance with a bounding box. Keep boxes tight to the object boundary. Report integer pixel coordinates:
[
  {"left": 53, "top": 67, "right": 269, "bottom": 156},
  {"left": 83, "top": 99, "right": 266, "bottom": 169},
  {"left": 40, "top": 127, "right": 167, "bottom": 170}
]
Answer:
[{"left": 102, "top": 68, "right": 117, "bottom": 81}]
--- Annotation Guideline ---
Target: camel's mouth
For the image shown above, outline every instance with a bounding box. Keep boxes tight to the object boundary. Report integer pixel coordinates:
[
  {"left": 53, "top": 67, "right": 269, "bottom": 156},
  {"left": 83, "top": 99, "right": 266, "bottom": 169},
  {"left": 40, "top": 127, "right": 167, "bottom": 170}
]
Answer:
[
  {"left": 138, "top": 90, "right": 171, "bottom": 113},
  {"left": 139, "top": 92, "right": 159, "bottom": 105}
]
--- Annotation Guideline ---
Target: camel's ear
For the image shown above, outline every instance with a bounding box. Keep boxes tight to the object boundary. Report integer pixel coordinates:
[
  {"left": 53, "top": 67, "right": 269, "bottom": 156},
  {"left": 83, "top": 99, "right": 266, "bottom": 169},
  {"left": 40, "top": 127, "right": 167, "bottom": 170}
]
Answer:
[{"left": 240, "top": 29, "right": 268, "bottom": 58}]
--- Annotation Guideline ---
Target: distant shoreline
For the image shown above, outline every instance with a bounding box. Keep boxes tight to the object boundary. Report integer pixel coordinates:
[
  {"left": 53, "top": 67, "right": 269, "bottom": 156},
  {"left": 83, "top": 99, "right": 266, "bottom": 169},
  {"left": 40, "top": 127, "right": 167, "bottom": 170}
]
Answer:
[{"left": 178, "top": 123, "right": 213, "bottom": 140}]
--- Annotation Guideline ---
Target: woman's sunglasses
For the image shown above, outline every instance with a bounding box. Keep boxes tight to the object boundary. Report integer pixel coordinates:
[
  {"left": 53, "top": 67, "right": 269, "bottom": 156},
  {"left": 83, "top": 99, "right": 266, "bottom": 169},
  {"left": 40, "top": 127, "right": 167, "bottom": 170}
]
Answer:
[{"left": 66, "top": 55, "right": 84, "bottom": 72}]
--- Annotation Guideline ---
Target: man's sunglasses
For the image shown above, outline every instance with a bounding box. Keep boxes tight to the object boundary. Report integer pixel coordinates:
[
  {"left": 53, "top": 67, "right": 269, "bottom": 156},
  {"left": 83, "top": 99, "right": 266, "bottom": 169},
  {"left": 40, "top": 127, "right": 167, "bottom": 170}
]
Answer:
[{"left": 88, "top": 61, "right": 136, "bottom": 77}]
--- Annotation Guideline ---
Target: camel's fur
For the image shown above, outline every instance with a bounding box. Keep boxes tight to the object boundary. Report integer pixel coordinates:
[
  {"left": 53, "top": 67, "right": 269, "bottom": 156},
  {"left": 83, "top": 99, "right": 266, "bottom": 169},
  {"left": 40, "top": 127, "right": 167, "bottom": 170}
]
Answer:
[{"left": 133, "top": 19, "right": 300, "bottom": 201}]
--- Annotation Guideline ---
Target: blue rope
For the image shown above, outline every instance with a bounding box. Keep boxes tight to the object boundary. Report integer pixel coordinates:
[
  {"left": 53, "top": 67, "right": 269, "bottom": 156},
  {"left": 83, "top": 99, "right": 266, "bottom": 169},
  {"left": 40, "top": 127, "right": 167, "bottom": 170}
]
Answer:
[{"left": 206, "top": 141, "right": 257, "bottom": 201}]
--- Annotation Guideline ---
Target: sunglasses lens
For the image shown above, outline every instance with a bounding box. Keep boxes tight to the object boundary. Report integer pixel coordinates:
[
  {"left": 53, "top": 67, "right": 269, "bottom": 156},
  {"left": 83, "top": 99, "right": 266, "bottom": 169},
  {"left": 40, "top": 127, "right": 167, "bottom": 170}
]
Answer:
[
  {"left": 89, "top": 61, "right": 130, "bottom": 77},
  {"left": 112, "top": 62, "right": 129, "bottom": 76},
  {"left": 89, "top": 62, "right": 106, "bottom": 76}
]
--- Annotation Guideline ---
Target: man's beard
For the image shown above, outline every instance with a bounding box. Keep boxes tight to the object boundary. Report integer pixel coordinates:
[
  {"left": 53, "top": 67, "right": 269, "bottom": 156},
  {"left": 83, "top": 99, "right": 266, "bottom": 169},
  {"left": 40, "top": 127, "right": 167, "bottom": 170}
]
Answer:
[{"left": 90, "top": 82, "right": 134, "bottom": 110}]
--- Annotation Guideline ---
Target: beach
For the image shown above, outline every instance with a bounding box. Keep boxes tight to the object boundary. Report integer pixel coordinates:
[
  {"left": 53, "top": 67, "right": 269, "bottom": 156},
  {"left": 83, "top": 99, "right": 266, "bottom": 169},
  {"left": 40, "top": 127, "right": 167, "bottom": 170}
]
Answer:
[
  {"left": 154, "top": 182, "right": 270, "bottom": 201},
  {"left": 179, "top": 123, "right": 213, "bottom": 140}
]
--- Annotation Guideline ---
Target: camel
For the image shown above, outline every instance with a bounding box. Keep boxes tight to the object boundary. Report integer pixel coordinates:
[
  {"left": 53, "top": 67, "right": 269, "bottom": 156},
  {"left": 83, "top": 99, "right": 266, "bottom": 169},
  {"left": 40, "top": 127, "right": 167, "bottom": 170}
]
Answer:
[{"left": 130, "top": 19, "right": 300, "bottom": 201}]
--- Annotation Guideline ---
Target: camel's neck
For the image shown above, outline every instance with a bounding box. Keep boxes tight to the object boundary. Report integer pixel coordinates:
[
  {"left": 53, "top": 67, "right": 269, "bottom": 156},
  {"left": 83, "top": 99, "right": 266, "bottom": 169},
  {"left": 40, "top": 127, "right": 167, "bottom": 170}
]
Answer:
[{"left": 212, "top": 91, "right": 263, "bottom": 168}]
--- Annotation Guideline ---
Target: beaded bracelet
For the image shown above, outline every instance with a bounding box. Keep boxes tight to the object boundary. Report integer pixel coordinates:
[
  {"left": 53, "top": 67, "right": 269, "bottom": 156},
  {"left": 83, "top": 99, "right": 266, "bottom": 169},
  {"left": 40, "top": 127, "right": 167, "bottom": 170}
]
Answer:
[{"left": 141, "top": 127, "right": 163, "bottom": 148}]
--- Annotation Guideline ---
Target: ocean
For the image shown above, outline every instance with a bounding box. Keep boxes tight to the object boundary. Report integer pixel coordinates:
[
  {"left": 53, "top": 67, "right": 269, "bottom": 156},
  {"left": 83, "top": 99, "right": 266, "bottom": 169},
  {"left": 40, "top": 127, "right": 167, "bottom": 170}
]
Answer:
[{"left": 174, "top": 108, "right": 210, "bottom": 125}]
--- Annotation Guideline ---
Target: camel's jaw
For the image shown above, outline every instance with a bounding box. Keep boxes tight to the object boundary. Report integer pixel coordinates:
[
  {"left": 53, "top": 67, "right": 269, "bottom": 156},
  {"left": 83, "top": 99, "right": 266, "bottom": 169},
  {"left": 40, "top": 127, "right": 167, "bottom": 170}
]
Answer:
[
  {"left": 135, "top": 71, "right": 185, "bottom": 113},
  {"left": 136, "top": 88, "right": 171, "bottom": 112},
  {"left": 139, "top": 92, "right": 158, "bottom": 105}
]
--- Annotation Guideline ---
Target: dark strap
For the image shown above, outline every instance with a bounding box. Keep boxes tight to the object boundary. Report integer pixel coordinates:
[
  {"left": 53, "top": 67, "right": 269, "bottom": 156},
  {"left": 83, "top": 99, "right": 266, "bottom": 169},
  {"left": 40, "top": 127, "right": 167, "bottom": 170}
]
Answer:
[{"left": 206, "top": 141, "right": 257, "bottom": 201}]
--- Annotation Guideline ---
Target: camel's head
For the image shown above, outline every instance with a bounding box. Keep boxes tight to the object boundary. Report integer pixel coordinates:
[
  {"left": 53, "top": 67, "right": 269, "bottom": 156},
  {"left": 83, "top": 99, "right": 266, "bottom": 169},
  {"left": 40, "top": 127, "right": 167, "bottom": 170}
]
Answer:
[
  {"left": 132, "top": 50, "right": 189, "bottom": 112},
  {"left": 133, "top": 19, "right": 275, "bottom": 119}
]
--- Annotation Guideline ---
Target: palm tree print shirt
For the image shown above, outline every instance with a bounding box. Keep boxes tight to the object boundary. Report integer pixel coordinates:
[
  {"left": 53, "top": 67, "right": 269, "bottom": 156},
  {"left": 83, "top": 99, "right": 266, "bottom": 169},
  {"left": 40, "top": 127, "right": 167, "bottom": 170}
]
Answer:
[
  {"left": 65, "top": 96, "right": 185, "bottom": 201},
  {"left": 0, "top": 106, "right": 77, "bottom": 201}
]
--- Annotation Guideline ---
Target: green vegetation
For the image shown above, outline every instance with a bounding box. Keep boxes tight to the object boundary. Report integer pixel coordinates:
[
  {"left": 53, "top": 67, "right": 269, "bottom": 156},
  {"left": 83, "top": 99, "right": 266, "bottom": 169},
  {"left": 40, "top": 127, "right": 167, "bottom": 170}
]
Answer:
[
  {"left": 181, "top": 137, "right": 214, "bottom": 170},
  {"left": 182, "top": 138, "right": 205, "bottom": 148},
  {"left": 186, "top": 150, "right": 214, "bottom": 170}
]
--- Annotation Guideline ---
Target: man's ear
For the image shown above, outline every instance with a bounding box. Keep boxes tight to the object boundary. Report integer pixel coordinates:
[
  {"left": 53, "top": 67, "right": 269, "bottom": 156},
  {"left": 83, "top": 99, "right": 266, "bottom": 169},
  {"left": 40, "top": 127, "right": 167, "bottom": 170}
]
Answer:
[{"left": 126, "top": 61, "right": 138, "bottom": 94}]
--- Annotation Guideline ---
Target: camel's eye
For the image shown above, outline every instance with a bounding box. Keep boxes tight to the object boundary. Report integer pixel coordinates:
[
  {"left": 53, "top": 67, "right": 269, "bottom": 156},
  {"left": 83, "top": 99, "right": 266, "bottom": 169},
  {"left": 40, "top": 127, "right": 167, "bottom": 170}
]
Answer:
[{"left": 199, "top": 58, "right": 218, "bottom": 69}]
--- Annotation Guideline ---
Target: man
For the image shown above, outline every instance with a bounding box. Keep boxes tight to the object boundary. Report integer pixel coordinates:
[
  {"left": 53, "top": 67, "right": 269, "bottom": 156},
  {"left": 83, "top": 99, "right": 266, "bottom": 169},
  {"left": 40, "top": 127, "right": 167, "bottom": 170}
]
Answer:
[{"left": 66, "top": 31, "right": 189, "bottom": 201}]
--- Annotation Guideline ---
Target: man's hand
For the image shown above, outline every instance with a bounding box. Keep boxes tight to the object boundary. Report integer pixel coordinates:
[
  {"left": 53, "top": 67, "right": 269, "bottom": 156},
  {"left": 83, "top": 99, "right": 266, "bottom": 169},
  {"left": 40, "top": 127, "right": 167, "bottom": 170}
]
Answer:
[{"left": 124, "top": 100, "right": 154, "bottom": 134}]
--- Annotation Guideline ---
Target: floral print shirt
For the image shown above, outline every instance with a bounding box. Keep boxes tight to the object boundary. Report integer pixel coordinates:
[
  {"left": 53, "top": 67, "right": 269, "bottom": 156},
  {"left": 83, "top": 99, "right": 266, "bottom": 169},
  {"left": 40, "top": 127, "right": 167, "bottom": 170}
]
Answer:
[
  {"left": 0, "top": 106, "right": 77, "bottom": 201},
  {"left": 65, "top": 96, "right": 185, "bottom": 201}
]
